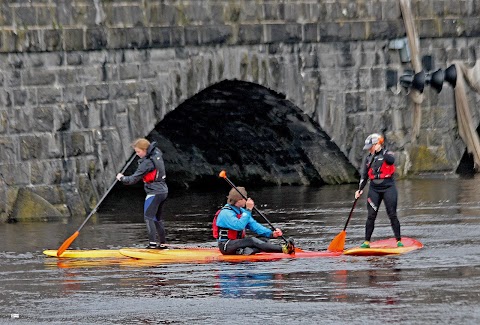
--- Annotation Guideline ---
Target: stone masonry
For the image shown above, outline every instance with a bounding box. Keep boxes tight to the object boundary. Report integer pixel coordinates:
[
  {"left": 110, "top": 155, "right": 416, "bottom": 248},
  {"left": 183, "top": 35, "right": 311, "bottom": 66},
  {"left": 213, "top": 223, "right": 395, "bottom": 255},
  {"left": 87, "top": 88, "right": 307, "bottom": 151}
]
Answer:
[{"left": 1, "top": 0, "right": 480, "bottom": 220}]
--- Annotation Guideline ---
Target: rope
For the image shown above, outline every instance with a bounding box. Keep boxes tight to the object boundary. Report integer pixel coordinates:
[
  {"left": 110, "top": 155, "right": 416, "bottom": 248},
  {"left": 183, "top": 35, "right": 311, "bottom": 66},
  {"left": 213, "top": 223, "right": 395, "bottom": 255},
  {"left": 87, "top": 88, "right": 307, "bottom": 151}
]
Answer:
[{"left": 399, "top": 0, "right": 424, "bottom": 139}]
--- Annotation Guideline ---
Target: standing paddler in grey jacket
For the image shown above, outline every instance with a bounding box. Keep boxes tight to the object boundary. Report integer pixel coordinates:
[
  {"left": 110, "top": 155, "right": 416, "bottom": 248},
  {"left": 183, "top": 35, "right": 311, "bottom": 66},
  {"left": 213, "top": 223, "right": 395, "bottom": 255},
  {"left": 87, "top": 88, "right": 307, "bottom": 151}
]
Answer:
[{"left": 116, "top": 138, "right": 169, "bottom": 249}]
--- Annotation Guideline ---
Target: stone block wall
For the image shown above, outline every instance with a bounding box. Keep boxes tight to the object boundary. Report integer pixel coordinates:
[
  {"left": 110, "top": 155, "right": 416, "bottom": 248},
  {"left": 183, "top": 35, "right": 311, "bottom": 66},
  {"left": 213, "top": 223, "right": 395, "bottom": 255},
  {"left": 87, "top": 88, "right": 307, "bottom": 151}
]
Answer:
[{"left": 1, "top": 0, "right": 480, "bottom": 220}]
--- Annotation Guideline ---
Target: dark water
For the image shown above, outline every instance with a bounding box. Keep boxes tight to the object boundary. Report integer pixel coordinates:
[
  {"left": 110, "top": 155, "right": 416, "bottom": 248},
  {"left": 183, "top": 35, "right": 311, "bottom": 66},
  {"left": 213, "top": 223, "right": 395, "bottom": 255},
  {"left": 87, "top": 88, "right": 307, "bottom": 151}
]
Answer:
[{"left": 1, "top": 177, "right": 480, "bottom": 324}]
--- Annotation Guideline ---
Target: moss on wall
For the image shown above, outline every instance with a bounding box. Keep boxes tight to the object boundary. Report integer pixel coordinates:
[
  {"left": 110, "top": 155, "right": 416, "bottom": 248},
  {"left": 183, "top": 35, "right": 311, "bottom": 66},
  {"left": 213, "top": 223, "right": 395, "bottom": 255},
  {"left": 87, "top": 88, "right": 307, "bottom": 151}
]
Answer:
[
  {"left": 11, "top": 188, "right": 63, "bottom": 221},
  {"left": 409, "top": 145, "right": 452, "bottom": 173}
]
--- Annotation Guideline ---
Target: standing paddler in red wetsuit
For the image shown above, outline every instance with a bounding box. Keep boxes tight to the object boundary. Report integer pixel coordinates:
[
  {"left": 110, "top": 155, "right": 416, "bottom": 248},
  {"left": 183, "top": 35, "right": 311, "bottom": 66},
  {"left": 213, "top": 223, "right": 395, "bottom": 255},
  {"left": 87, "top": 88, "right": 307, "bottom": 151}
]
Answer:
[{"left": 354, "top": 133, "right": 403, "bottom": 248}]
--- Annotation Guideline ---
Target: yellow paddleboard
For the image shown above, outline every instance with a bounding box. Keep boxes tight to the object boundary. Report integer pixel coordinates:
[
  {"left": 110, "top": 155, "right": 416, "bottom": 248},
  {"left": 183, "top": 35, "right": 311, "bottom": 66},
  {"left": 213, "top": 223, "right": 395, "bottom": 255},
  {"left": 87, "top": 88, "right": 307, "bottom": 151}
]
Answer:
[
  {"left": 43, "top": 249, "right": 125, "bottom": 258},
  {"left": 119, "top": 247, "right": 340, "bottom": 263},
  {"left": 343, "top": 237, "right": 423, "bottom": 256},
  {"left": 119, "top": 247, "right": 222, "bottom": 262}
]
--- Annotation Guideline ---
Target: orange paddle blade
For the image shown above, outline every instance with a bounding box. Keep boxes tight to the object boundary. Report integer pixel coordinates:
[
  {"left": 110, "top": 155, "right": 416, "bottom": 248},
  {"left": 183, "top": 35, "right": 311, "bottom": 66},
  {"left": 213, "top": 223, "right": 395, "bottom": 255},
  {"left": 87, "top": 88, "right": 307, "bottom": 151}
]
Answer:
[
  {"left": 327, "top": 230, "right": 346, "bottom": 252},
  {"left": 219, "top": 170, "right": 227, "bottom": 178},
  {"left": 57, "top": 231, "right": 80, "bottom": 256}
]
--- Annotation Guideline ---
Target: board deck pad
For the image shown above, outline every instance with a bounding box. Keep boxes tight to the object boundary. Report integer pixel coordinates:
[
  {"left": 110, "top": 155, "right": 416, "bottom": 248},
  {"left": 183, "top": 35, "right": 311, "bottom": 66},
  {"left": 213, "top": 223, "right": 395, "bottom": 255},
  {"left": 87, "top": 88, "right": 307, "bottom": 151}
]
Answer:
[{"left": 343, "top": 237, "right": 423, "bottom": 256}]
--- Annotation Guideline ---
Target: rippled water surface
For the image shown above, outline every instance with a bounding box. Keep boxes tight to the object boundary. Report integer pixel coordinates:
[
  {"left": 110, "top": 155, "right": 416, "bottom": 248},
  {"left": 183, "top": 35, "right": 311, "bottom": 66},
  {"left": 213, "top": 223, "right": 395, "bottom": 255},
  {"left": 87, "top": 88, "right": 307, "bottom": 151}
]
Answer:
[{"left": 1, "top": 177, "right": 480, "bottom": 324}]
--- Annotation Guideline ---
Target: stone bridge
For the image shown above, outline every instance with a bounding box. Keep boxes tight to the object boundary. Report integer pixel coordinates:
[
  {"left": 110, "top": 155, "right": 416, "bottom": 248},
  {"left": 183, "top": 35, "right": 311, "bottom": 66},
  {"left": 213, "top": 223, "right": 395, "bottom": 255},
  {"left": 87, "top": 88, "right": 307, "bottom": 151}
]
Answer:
[{"left": 1, "top": 0, "right": 480, "bottom": 221}]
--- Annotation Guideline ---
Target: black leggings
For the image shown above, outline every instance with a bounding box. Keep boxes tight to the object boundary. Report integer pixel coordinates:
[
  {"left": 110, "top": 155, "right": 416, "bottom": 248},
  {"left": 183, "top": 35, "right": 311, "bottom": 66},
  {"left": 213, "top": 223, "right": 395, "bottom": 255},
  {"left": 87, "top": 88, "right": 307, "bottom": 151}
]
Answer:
[
  {"left": 144, "top": 193, "right": 168, "bottom": 244},
  {"left": 218, "top": 237, "right": 283, "bottom": 255},
  {"left": 365, "top": 185, "right": 401, "bottom": 241}
]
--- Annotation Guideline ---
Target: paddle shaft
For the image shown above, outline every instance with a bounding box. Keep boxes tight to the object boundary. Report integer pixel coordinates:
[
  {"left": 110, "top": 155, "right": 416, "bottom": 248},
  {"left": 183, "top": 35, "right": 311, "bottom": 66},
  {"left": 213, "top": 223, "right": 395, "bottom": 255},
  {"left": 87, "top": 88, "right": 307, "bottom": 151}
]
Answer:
[
  {"left": 326, "top": 153, "right": 377, "bottom": 253},
  {"left": 342, "top": 198, "right": 358, "bottom": 231},
  {"left": 76, "top": 153, "right": 137, "bottom": 231},
  {"left": 57, "top": 153, "right": 137, "bottom": 256},
  {"left": 220, "top": 174, "right": 289, "bottom": 243},
  {"left": 346, "top": 151, "right": 379, "bottom": 230}
]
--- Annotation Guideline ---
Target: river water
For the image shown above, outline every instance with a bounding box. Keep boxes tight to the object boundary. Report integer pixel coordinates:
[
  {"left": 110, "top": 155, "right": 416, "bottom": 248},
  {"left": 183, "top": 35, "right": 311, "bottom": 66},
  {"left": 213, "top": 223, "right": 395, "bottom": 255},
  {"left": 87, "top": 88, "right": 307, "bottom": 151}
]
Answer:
[{"left": 1, "top": 177, "right": 480, "bottom": 324}]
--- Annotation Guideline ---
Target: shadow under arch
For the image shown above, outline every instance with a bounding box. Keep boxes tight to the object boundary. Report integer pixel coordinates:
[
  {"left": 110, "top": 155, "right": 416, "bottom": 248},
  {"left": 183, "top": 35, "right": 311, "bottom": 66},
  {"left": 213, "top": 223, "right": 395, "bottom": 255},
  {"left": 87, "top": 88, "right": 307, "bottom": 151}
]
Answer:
[
  {"left": 456, "top": 123, "right": 480, "bottom": 177},
  {"left": 130, "top": 80, "right": 358, "bottom": 191}
]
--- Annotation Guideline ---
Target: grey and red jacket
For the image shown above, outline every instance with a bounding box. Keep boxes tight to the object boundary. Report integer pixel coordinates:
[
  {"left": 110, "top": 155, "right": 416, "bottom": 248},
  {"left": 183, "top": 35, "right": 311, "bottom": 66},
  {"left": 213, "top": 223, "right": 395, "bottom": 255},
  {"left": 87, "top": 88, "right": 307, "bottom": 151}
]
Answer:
[{"left": 120, "top": 142, "right": 168, "bottom": 195}]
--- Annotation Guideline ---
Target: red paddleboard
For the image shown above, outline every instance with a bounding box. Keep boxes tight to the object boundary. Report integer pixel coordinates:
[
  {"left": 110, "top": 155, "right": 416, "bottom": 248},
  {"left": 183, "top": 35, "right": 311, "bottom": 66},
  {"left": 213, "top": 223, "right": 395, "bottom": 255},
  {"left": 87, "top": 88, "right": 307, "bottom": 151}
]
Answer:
[{"left": 343, "top": 237, "right": 423, "bottom": 256}]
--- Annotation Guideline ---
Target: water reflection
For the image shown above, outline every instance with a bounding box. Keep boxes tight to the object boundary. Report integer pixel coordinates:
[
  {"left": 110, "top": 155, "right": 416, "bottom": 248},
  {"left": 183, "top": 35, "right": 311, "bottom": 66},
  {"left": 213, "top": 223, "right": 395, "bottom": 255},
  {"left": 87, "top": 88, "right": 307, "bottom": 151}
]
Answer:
[{"left": 213, "top": 271, "right": 279, "bottom": 299}]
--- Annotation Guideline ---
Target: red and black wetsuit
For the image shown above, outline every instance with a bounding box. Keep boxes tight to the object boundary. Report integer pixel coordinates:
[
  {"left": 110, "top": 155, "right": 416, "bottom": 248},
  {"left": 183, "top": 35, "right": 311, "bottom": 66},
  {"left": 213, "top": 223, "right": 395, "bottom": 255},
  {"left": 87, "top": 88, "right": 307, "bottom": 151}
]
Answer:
[{"left": 358, "top": 148, "right": 401, "bottom": 242}]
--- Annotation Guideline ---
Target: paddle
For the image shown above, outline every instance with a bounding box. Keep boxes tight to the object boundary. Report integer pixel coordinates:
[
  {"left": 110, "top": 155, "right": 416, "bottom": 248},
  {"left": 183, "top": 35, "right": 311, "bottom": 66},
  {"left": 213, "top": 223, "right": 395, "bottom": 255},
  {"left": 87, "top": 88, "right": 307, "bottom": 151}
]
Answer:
[
  {"left": 56, "top": 153, "right": 137, "bottom": 256},
  {"left": 327, "top": 198, "right": 358, "bottom": 252},
  {"left": 328, "top": 151, "right": 378, "bottom": 252},
  {"left": 218, "top": 170, "right": 289, "bottom": 244}
]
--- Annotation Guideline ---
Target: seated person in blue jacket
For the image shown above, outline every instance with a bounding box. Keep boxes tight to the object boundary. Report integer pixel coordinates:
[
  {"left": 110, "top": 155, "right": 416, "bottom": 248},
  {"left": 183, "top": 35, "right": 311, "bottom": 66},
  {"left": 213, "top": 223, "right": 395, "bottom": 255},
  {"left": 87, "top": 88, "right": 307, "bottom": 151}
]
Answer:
[{"left": 214, "top": 187, "right": 295, "bottom": 255}]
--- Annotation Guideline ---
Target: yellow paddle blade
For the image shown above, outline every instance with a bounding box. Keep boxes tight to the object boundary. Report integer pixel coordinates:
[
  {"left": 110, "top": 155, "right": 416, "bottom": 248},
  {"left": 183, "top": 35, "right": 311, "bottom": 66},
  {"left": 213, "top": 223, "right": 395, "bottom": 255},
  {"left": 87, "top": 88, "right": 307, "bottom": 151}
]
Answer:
[
  {"left": 327, "top": 230, "right": 346, "bottom": 252},
  {"left": 56, "top": 231, "right": 80, "bottom": 256}
]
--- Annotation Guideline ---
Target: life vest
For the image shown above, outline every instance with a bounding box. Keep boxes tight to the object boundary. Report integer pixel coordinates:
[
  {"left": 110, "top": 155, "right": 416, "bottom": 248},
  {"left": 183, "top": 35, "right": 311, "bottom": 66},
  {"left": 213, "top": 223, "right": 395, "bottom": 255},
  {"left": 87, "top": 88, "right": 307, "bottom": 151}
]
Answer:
[
  {"left": 143, "top": 170, "right": 157, "bottom": 183},
  {"left": 212, "top": 206, "right": 246, "bottom": 240},
  {"left": 142, "top": 149, "right": 165, "bottom": 183},
  {"left": 368, "top": 150, "right": 395, "bottom": 180}
]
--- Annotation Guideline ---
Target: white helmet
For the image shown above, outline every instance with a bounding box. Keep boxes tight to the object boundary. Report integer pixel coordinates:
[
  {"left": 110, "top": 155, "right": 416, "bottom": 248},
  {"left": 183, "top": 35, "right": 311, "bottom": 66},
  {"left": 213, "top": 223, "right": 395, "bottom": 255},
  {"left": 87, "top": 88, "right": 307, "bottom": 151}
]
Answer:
[{"left": 363, "top": 133, "right": 384, "bottom": 150}]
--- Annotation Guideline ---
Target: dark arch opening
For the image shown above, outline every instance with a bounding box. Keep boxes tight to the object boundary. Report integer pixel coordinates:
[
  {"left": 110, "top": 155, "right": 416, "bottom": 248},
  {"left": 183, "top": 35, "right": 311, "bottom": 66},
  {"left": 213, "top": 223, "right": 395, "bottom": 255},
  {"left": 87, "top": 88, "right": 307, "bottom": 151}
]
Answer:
[
  {"left": 456, "top": 152, "right": 475, "bottom": 177},
  {"left": 122, "top": 80, "right": 358, "bottom": 193},
  {"left": 455, "top": 124, "right": 480, "bottom": 177}
]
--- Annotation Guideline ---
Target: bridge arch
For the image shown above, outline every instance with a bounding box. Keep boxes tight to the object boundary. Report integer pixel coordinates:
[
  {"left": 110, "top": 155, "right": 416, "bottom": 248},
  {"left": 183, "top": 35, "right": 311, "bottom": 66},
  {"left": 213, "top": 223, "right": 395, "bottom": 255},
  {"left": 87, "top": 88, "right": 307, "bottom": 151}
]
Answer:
[{"left": 140, "top": 79, "right": 358, "bottom": 191}]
